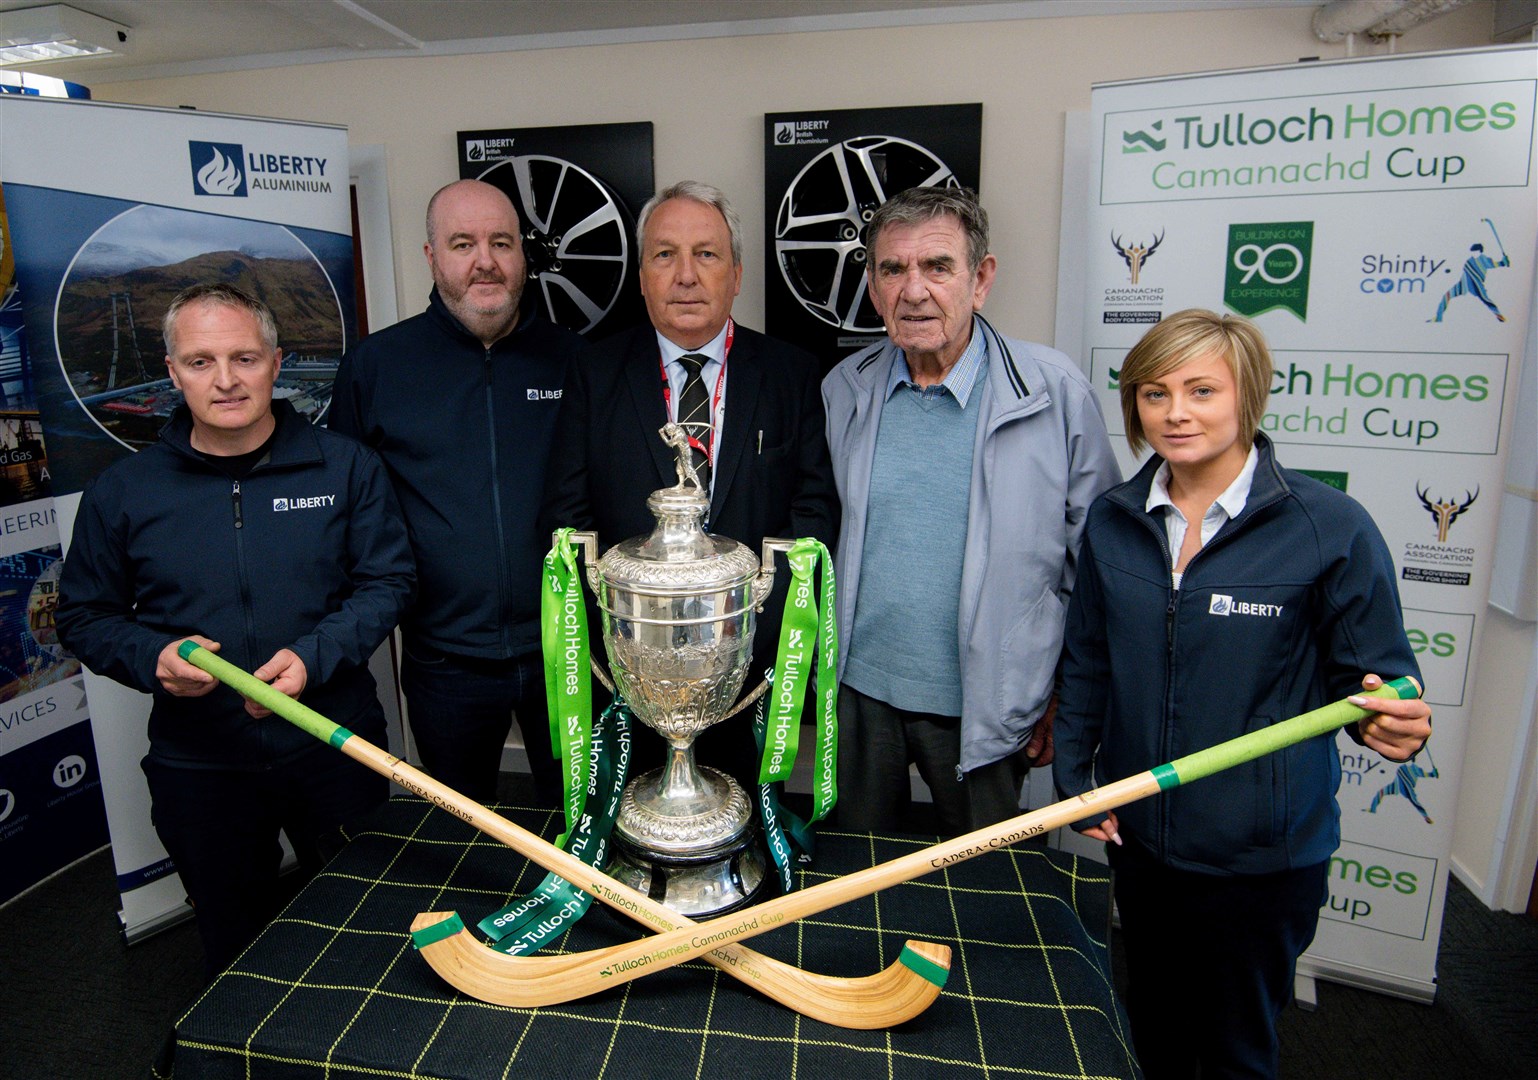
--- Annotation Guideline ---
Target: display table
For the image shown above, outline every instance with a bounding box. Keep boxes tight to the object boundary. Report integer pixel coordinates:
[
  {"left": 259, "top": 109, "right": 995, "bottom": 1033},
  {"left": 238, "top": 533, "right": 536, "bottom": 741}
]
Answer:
[{"left": 170, "top": 797, "right": 1137, "bottom": 1079}]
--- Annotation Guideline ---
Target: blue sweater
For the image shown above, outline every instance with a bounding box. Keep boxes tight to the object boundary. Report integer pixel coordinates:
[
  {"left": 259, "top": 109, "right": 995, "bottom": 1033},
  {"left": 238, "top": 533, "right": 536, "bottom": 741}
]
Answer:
[{"left": 844, "top": 382, "right": 980, "bottom": 715}]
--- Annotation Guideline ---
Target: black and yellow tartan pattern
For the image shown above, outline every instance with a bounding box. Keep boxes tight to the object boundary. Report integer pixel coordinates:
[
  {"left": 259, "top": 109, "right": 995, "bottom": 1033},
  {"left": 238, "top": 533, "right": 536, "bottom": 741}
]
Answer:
[{"left": 168, "top": 797, "right": 1139, "bottom": 1079}]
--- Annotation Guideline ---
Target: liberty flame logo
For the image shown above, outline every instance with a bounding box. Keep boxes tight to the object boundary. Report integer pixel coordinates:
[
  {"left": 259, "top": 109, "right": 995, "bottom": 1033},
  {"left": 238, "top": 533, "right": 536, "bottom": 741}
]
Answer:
[{"left": 190, "top": 141, "right": 247, "bottom": 197}]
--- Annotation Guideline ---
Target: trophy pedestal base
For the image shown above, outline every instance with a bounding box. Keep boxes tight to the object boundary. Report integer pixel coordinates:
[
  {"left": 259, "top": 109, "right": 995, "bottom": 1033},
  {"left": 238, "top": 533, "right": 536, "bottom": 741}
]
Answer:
[
  {"left": 609, "top": 765, "right": 767, "bottom": 918},
  {"left": 608, "top": 830, "right": 767, "bottom": 919}
]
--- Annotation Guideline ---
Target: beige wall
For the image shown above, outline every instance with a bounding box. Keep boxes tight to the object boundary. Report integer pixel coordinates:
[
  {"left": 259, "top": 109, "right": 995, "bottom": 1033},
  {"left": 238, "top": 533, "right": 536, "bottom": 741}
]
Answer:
[
  {"left": 92, "top": 0, "right": 1534, "bottom": 907},
  {"left": 93, "top": 2, "right": 1495, "bottom": 336}
]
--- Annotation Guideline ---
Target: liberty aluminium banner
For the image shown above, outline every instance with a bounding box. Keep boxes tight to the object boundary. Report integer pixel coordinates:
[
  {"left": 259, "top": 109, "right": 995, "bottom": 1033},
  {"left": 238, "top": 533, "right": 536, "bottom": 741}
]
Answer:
[
  {"left": 1084, "top": 46, "right": 1537, "bottom": 1001},
  {"left": 0, "top": 177, "right": 105, "bottom": 907},
  {"left": 0, "top": 96, "right": 355, "bottom": 936}
]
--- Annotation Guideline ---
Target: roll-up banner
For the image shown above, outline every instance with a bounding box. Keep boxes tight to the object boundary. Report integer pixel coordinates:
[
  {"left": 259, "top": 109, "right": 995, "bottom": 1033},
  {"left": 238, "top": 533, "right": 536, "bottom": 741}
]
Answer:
[
  {"left": 0, "top": 181, "right": 105, "bottom": 902},
  {"left": 1082, "top": 45, "right": 1537, "bottom": 1001},
  {"left": 0, "top": 97, "right": 355, "bottom": 937}
]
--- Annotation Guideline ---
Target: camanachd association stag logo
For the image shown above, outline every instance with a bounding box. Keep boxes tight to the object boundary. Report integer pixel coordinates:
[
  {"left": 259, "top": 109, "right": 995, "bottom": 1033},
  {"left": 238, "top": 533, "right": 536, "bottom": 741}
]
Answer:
[
  {"left": 1401, "top": 482, "right": 1479, "bottom": 587},
  {"left": 1416, "top": 483, "right": 1478, "bottom": 543},
  {"left": 1103, "top": 227, "right": 1167, "bottom": 325},
  {"left": 1111, "top": 230, "right": 1163, "bottom": 285}
]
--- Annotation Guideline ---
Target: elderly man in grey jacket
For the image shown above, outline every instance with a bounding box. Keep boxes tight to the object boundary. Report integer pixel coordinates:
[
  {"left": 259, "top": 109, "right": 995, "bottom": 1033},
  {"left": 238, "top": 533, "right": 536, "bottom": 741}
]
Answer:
[{"left": 823, "top": 187, "right": 1120, "bottom": 837}]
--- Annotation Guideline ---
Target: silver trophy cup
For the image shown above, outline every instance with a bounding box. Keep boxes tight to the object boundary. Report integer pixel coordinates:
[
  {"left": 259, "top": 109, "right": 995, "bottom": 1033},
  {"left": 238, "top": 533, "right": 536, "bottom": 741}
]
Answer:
[{"left": 563, "top": 423, "right": 791, "bottom": 917}]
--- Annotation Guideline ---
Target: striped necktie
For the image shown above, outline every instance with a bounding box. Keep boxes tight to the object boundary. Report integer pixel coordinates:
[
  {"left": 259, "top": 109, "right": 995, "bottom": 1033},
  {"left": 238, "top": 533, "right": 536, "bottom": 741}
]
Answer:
[{"left": 676, "top": 352, "right": 712, "bottom": 492}]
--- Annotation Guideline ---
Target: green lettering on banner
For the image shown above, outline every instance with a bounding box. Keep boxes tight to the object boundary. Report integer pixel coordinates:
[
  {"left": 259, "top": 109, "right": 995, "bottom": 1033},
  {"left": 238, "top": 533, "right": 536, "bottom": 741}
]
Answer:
[
  {"left": 753, "top": 538, "right": 840, "bottom": 891},
  {"left": 541, "top": 528, "right": 592, "bottom": 842}
]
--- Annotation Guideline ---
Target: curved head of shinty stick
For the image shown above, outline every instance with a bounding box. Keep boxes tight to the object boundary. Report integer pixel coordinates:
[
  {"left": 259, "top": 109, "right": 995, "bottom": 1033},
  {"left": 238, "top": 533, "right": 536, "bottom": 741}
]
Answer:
[
  {"left": 177, "top": 641, "right": 949, "bottom": 1028},
  {"left": 183, "top": 642, "right": 1414, "bottom": 1015},
  {"left": 401, "top": 677, "right": 1423, "bottom": 1008}
]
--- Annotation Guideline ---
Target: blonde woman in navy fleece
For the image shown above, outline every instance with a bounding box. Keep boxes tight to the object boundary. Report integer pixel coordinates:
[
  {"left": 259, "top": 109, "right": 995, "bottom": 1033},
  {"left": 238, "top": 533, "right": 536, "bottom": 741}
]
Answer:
[{"left": 1054, "top": 309, "right": 1430, "bottom": 1079}]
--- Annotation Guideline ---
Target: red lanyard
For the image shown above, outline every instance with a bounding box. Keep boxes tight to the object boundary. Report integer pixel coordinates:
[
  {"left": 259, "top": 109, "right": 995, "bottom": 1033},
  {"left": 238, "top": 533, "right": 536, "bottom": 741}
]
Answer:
[{"left": 658, "top": 319, "right": 733, "bottom": 463}]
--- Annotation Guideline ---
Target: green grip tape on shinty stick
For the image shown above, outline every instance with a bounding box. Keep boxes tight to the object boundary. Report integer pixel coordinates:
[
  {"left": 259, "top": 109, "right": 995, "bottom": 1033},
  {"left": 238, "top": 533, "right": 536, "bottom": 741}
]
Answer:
[
  {"left": 177, "top": 640, "right": 354, "bottom": 749},
  {"left": 1150, "top": 675, "right": 1421, "bottom": 792}
]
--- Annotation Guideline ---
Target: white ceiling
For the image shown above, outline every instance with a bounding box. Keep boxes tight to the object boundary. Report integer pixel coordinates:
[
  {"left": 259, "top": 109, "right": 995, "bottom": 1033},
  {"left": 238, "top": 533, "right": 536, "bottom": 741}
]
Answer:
[{"left": 0, "top": 0, "right": 1321, "bottom": 84}]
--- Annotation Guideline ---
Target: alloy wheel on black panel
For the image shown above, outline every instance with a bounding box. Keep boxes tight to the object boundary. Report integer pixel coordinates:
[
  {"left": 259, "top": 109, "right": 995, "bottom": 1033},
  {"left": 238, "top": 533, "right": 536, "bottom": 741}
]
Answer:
[
  {"left": 774, "top": 135, "right": 960, "bottom": 332},
  {"left": 478, "top": 156, "right": 631, "bottom": 336}
]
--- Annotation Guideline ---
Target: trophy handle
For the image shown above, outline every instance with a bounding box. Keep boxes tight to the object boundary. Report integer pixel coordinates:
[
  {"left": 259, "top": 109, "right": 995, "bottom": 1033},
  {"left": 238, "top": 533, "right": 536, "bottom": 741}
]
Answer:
[
  {"left": 719, "top": 537, "right": 798, "bottom": 720},
  {"left": 561, "top": 529, "right": 616, "bottom": 695},
  {"left": 752, "top": 537, "right": 796, "bottom": 610}
]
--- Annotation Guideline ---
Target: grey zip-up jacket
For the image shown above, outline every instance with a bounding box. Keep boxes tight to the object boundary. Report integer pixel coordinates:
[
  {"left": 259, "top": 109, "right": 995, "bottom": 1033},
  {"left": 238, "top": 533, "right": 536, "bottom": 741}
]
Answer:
[{"left": 822, "top": 316, "right": 1121, "bottom": 772}]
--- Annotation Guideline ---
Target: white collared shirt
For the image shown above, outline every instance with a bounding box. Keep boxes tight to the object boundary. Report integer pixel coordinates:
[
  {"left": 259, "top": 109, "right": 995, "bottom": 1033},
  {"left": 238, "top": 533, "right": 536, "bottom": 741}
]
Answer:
[
  {"left": 1146, "top": 444, "right": 1259, "bottom": 588},
  {"left": 657, "top": 322, "right": 729, "bottom": 430}
]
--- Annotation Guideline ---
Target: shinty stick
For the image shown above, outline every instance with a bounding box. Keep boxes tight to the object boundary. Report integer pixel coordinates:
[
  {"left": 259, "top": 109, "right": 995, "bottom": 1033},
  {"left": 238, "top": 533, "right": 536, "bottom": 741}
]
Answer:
[
  {"left": 177, "top": 641, "right": 950, "bottom": 1029},
  {"left": 183, "top": 643, "right": 1415, "bottom": 1016},
  {"left": 402, "top": 676, "right": 1422, "bottom": 1008}
]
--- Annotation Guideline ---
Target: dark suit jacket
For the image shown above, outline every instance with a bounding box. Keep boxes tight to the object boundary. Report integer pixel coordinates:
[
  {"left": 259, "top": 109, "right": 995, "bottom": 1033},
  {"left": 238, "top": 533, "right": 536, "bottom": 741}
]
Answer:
[
  {"left": 541, "top": 322, "right": 839, "bottom": 784},
  {"left": 543, "top": 322, "right": 837, "bottom": 557}
]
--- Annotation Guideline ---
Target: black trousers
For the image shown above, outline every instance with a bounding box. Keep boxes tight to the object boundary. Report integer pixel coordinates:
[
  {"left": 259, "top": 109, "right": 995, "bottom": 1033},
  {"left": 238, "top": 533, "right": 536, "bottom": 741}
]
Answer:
[
  {"left": 1109, "top": 840, "right": 1328, "bottom": 1080},
  {"left": 144, "top": 733, "right": 386, "bottom": 979},
  {"left": 835, "top": 684, "right": 1027, "bottom": 837},
  {"left": 400, "top": 639, "right": 559, "bottom": 806}
]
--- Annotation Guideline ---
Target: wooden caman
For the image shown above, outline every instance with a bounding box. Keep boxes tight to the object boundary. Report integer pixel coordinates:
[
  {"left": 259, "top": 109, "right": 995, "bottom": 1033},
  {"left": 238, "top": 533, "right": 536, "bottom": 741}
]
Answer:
[
  {"left": 180, "top": 642, "right": 1417, "bottom": 1027},
  {"left": 177, "top": 641, "right": 949, "bottom": 1028},
  {"left": 403, "top": 678, "right": 1420, "bottom": 1009}
]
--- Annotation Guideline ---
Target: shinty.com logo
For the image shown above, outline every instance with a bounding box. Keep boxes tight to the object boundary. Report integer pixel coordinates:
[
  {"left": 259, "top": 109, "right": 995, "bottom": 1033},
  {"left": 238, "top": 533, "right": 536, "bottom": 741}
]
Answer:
[{"left": 190, "top": 141, "right": 247, "bottom": 197}]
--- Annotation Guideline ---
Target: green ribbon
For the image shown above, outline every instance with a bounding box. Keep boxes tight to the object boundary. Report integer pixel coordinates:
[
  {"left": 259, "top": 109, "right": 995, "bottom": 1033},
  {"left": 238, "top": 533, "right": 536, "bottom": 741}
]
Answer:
[
  {"left": 753, "top": 539, "right": 840, "bottom": 891},
  {"left": 542, "top": 528, "right": 593, "bottom": 843},
  {"left": 477, "top": 700, "right": 632, "bottom": 954},
  {"left": 759, "top": 539, "right": 838, "bottom": 823},
  {"left": 807, "top": 542, "right": 839, "bottom": 825},
  {"left": 753, "top": 688, "right": 816, "bottom": 893}
]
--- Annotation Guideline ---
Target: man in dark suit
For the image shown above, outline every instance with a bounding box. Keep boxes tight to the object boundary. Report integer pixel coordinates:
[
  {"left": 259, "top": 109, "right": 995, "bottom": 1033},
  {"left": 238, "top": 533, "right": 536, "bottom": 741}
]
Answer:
[{"left": 541, "top": 180, "right": 838, "bottom": 789}]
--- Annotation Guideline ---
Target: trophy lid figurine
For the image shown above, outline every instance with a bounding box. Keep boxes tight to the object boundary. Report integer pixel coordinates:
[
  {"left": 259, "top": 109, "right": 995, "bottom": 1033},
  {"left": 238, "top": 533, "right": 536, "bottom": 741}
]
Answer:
[{"left": 562, "top": 421, "right": 791, "bottom": 917}]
